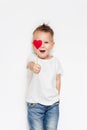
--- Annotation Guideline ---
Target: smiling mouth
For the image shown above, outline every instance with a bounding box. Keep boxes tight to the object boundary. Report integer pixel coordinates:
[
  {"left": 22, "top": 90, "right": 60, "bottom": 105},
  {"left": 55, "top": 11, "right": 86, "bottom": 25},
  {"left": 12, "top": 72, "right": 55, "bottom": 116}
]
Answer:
[{"left": 39, "top": 50, "right": 46, "bottom": 53}]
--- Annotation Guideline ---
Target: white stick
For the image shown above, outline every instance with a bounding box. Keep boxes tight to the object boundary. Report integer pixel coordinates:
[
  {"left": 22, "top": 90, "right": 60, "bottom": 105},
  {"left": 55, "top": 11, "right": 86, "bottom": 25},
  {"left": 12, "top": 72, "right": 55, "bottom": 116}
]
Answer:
[
  {"left": 35, "top": 53, "right": 38, "bottom": 64},
  {"left": 36, "top": 54, "right": 38, "bottom": 64}
]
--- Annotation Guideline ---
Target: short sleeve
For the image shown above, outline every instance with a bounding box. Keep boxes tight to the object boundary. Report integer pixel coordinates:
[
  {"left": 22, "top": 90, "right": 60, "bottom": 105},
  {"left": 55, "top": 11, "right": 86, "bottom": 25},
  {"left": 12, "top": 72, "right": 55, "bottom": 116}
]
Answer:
[
  {"left": 27, "top": 53, "right": 36, "bottom": 63},
  {"left": 55, "top": 58, "right": 63, "bottom": 75},
  {"left": 26, "top": 53, "right": 35, "bottom": 74}
]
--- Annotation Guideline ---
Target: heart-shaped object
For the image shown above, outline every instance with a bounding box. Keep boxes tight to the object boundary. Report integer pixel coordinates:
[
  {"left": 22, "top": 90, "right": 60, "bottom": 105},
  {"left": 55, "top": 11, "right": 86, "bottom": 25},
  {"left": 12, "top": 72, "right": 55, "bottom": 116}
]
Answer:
[{"left": 33, "top": 40, "right": 42, "bottom": 49}]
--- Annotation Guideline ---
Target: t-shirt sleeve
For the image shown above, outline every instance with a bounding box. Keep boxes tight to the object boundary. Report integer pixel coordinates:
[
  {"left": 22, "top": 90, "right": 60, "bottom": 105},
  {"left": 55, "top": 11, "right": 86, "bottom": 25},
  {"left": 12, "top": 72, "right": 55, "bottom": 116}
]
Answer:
[
  {"left": 55, "top": 58, "right": 63, "bottom": 75},
  {"left": 26, "top": 53, "right": 35, "bottom": 74},
  {"left": 27, "top": 53, "right": 35, "bottom": 63}
]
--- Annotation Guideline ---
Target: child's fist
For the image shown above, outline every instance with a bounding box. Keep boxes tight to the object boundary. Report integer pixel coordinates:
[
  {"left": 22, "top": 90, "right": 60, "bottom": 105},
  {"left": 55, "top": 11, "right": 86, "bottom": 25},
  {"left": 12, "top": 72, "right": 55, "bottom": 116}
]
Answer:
[{"left": 32, "top": 63, "right": 41, "bottom": 74}]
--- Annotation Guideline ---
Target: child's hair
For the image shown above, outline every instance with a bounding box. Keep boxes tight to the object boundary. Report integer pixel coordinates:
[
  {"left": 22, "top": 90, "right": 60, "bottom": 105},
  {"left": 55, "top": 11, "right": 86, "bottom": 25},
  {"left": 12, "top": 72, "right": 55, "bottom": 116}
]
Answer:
[{"left": 33, "top": 23, "right": 54, "bottom": 37}]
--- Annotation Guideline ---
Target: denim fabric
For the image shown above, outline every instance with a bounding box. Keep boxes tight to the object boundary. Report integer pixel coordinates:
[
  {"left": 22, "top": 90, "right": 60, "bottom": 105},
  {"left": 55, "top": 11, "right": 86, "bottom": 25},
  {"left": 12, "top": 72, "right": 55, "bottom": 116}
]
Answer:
[{"left": 27, "top": 102, "right": 59, "bottom": 130}]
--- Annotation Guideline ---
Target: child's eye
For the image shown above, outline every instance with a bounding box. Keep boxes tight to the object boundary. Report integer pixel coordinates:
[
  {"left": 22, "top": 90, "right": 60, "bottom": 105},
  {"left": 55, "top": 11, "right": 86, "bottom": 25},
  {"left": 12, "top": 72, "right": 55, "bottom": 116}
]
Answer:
[{"left": 44, "top": 41, "right": 49, "bottom": 44}]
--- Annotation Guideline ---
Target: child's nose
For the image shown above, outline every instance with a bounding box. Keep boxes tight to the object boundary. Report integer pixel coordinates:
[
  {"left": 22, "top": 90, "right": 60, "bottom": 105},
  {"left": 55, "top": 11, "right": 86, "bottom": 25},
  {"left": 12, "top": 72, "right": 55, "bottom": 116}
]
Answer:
[{"left": 41, "top": 42, "right": 44, "bottom": 47}]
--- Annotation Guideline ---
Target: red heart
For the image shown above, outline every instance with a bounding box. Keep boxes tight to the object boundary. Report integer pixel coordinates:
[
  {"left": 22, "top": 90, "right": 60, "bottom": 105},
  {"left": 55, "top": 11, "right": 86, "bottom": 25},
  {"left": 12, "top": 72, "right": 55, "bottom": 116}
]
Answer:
[{"left": 33, "top": 40, "right": 42, "bottom": 49}]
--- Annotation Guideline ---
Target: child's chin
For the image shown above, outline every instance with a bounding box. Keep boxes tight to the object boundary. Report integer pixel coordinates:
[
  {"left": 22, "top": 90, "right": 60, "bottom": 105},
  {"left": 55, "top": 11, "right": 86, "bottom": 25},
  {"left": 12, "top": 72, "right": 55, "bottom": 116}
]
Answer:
[{"left": 38, "top": 55, "right": 47, "bottom": 59}]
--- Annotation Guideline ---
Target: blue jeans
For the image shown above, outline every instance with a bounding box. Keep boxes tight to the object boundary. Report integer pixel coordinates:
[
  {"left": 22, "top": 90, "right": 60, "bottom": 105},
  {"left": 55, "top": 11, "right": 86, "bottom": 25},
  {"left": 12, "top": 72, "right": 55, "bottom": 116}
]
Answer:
[{"left": 27, "top": 102, "right": 59, "bottom": 130}]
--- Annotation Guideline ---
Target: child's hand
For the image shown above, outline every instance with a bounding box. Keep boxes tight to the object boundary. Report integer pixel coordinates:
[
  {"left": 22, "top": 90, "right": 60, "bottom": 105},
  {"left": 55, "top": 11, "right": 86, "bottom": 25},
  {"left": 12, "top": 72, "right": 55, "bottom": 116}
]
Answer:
[
  {"left": 32, "top": 63, "right": 41, "bottom": 74},
  {"left": 27, "top": 62, "right": 41, "bottom": 74}
]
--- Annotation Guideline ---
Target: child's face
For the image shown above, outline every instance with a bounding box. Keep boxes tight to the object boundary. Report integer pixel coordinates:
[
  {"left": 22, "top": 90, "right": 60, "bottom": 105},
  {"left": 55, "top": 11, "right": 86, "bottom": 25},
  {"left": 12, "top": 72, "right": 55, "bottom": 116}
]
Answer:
[{"left": 32, "top": 31, "right": 54, "bottom": 59}]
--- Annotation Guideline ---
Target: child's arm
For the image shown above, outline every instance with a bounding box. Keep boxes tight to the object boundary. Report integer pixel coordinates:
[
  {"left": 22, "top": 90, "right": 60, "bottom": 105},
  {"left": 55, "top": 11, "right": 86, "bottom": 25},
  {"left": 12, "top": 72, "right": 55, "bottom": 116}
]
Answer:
[
  {"left": 27, "top": 61, "right": 41, "bottom": 74},
  {"left": 56, "top": 74, "right": 61, "bottom": 96}
]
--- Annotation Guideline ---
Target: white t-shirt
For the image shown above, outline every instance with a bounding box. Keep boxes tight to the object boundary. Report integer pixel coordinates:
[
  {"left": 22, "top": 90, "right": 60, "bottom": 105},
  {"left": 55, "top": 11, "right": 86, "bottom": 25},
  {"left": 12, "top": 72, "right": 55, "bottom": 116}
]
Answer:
[{"left": 26, "top": 53, "right": 63, "bottom": 105}]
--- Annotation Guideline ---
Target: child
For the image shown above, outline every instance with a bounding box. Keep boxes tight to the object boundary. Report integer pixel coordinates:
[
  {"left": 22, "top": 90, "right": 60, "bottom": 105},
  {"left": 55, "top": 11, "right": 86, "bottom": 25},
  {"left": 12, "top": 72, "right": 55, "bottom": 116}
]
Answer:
[{"left": 26, "top": 24, "right": 63, "bottom": 130}]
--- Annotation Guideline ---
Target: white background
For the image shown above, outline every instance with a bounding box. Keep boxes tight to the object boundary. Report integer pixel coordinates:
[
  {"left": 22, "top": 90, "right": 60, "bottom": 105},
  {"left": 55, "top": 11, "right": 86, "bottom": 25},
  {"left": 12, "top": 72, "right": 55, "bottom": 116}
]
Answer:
[{"left": 0, "top": 0, "right": 87, "bottom": 130}]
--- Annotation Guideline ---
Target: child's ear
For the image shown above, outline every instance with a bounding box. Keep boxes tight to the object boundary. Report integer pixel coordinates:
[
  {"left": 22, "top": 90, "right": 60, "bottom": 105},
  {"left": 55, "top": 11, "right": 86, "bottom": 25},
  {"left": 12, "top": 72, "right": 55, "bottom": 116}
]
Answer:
[
  {"left": 52, "top": 42, "right": 55, "bottom": 47},
  {"left": 53, "top": 42, "right": 55, "bottom": 45},
  {"left": 32, "top": 43, "right": 33, "bottom": 48},
  {"left": 50, "top": 42, "right": 55, "bottom": 50},
  {"left": 32, "top": 41, "right": 34, "bottom": 48}
]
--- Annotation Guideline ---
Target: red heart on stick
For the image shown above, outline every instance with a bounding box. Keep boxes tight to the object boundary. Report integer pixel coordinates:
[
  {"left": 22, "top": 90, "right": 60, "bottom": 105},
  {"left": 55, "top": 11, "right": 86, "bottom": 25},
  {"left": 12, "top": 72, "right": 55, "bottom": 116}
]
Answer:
[{"left": 33, "top": 40, "right": 42, "bottom": 49}]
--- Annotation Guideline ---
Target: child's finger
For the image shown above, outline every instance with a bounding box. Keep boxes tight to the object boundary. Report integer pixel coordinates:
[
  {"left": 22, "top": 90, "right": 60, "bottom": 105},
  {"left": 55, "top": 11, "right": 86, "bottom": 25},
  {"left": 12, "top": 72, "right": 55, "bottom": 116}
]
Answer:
[
  {"left": 33, "top": 68, "right": 40, "bottom": 74},
  {"left": 33, "top": 64, "right": 41, "bottom": 72},
  {"left": 35, "top": 64, "right": 41, "bottom": 68},
  {"left": 35, "top": 67, "right": 40, "bottom": 71}
]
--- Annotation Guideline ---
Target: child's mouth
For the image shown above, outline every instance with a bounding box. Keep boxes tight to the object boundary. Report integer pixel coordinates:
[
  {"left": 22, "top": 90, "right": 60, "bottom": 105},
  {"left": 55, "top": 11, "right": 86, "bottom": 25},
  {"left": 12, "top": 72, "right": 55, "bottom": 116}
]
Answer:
[{"left": 39, "top": 50, "right": 46, "bottom": 53}]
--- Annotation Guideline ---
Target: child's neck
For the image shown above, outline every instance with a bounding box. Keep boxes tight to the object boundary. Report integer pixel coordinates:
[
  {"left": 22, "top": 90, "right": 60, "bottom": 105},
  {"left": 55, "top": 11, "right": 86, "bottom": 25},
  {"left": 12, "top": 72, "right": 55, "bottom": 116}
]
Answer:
[{"left": 38, "top": 55, "right": 53, "bottom": 60}]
